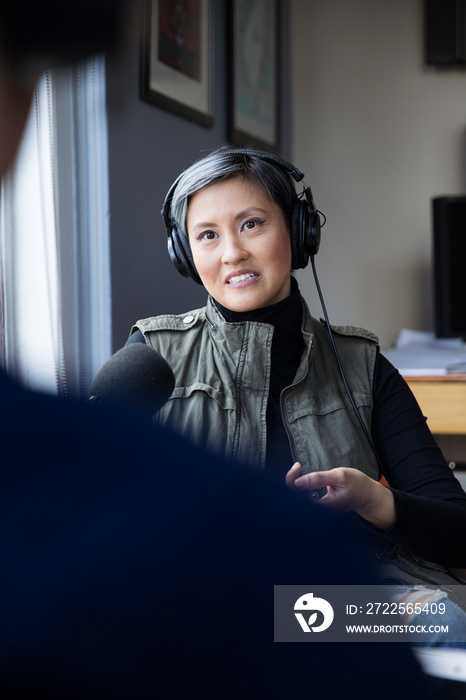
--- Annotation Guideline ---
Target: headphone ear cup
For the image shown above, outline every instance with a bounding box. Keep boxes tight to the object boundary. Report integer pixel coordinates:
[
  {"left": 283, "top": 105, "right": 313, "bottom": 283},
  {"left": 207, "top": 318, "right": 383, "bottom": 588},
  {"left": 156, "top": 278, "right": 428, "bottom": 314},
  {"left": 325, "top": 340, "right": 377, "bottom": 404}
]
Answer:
[
  {"left": 290, "top": 198, "right": 321, "bottom": 269},
  {"left": 168, "top": 225, "right": 203, "bottom": 285},
  {"left": 290, "top": 201, "right": 306, "bottom": 269},
  {"left": 290, "top": 200, "right": 310, "bottom": 269}
]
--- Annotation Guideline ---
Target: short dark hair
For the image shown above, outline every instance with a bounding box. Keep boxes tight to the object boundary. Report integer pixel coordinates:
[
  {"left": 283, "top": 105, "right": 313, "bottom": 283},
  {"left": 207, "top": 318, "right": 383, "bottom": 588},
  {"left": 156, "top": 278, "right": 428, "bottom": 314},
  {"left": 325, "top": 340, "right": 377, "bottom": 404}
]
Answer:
[{"left": 170, "top": 146, "right": 298, "bottom": 237}]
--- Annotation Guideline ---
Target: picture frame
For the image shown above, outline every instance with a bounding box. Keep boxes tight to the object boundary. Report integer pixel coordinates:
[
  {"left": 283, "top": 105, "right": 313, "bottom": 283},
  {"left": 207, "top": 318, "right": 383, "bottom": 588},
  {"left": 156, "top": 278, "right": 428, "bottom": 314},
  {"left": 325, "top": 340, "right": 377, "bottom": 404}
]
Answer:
[
  {"left": 229, "top": 0, "right": 280, "bottom": 150},
  {"left": 140, "top": 0, "right": 214, "bottom": 127}
]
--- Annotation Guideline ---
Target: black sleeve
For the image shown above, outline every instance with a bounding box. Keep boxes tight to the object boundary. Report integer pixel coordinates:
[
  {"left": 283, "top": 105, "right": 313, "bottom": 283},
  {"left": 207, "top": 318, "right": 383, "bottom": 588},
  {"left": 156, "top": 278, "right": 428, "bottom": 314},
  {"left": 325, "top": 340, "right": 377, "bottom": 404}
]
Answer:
[
  {"left": 125, "top": 329, "right": 146, "bottom": 346},
  {"left": 369, "top": 350, "right": 466, "bottom": 567}
]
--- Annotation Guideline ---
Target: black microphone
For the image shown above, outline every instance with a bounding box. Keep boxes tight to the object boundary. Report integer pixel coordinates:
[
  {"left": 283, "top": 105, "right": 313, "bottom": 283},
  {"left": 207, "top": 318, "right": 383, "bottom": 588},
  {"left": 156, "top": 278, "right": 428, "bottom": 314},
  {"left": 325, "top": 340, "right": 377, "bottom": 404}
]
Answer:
[{"left": 89, "top": 344, "right": 175, "bottom": 417}]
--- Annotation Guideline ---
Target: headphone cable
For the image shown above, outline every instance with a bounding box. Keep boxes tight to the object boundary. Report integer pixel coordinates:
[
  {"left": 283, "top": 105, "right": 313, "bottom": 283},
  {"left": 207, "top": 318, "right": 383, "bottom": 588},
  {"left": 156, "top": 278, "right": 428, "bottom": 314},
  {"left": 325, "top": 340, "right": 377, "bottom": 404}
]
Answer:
[{"left": 310, "top": 255, "right": 387, "bottom": 480}]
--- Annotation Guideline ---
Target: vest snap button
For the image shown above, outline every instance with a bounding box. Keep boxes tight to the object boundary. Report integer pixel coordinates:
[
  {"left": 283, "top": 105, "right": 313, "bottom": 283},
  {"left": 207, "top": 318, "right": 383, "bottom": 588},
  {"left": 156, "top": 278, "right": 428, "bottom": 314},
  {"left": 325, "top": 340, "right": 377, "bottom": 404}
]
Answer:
[{"left": 183, "top": 315, "right": 194, "bottom": 324}]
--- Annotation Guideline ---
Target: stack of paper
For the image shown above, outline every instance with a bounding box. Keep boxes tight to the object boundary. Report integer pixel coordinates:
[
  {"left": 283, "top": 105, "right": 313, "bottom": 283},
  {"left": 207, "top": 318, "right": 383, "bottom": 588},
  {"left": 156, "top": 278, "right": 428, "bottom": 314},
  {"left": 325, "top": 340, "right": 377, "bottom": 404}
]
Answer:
[{"left": 382, "top": 329, "right": 466, "bottom": 376}]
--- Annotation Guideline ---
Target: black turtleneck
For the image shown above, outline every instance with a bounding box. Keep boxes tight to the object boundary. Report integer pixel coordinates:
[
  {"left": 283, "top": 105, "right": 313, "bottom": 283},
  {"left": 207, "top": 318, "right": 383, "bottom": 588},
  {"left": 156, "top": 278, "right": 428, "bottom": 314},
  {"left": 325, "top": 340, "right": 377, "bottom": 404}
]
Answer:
[{"left": 214, "top": 277, "right": 304, "bottom": 473}]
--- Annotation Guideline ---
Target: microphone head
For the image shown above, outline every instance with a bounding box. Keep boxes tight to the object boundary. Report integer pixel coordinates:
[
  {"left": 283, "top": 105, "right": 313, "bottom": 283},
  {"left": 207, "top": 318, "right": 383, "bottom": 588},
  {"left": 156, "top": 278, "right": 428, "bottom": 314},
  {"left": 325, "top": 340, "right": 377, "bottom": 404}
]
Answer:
[{"left": 89, "top": 344, "right": 175, "bottom": 417}]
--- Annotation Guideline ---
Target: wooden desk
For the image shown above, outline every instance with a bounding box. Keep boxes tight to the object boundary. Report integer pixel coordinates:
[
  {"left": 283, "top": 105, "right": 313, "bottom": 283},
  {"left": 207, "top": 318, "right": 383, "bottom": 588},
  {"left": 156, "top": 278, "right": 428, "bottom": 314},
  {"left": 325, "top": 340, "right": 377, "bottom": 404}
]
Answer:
[{"left": 405, "top": 375, "right": 466, "bottom": 435}]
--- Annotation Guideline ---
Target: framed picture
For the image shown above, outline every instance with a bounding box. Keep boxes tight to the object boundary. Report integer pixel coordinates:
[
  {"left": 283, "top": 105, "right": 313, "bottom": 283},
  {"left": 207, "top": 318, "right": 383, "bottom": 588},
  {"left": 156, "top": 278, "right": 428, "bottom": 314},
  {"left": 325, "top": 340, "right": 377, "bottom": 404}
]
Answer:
[
  {"left": 140, "top": 0, "right": 214, "bottom": 127},
  {"left": 229, "top": 0, "right": 279, "bottom": 150}
]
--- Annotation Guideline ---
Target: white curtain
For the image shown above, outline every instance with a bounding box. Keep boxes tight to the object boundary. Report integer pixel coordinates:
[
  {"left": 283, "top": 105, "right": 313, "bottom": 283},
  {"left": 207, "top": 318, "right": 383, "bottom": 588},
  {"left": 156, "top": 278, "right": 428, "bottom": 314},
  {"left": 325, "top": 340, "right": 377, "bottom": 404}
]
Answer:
[{"left": 0, "top": 55, "right": 111, "bottom": 398}]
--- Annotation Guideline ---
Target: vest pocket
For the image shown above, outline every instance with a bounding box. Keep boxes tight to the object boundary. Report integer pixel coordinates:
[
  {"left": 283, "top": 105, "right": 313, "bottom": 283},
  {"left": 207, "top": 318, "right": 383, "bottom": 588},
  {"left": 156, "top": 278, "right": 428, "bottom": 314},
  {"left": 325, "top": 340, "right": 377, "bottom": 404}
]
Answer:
[
  {"left": 156, "top": 385, "right": 238, "bottom": 461},
  {"left": 285, "top": 391, "right": 378, "bottom": 479},
  {"left": 170, "top": 382, "right": 237, "bottom": 411}
]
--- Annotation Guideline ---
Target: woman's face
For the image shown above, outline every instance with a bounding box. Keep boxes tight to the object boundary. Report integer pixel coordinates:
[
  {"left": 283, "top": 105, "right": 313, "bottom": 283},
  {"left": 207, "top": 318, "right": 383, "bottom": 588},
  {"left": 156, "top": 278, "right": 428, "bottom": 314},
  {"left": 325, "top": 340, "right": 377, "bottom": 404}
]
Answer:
[{"left": 186, "top": 177, "right": 292, "bottom": 312}]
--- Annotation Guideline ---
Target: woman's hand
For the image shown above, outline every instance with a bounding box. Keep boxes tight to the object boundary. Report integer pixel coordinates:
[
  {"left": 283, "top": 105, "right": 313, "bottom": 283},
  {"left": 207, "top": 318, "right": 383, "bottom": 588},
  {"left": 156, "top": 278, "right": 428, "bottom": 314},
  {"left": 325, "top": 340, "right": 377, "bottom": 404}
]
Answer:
[{"left": 285, "top": 463, "right": 396, "bottom": 532}]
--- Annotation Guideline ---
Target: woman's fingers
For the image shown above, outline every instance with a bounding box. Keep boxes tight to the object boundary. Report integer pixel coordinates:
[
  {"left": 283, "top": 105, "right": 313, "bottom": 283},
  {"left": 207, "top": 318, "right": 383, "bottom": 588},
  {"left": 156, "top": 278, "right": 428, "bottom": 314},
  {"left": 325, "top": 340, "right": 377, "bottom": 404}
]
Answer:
[
  {"left": 291, "top": 467, "right": 396, "bottom": 530},
  {"left": 293, "top": 468, "right": 343, "bottom": 491},
  {"left": 293, "top": 468, "right": 364, "bottom": 510},
  {"left": 285, "top": 462, "right": 302, "bottom": 487}
]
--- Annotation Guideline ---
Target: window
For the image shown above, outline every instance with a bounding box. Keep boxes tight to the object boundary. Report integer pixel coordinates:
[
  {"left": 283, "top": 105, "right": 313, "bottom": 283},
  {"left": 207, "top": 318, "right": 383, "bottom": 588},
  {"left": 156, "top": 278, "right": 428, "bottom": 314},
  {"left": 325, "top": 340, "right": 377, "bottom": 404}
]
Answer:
[{"left": 0, "top": 56, "right": 111, "bottom": 398}]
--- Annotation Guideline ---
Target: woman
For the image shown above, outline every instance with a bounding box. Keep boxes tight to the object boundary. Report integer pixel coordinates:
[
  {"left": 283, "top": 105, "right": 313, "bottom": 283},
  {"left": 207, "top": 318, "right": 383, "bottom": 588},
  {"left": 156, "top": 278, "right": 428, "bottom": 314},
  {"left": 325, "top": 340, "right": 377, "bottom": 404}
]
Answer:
[{"left": 128, "top": 146, "right": 466, "bottom": 621}]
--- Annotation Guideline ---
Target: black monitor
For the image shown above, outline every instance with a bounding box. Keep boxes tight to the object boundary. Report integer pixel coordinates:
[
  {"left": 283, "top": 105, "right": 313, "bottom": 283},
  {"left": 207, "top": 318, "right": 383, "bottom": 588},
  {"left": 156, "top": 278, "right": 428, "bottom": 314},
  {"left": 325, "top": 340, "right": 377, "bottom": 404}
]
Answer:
[{"left": 432, "top": 196, "right": 466, "bottom": 340}]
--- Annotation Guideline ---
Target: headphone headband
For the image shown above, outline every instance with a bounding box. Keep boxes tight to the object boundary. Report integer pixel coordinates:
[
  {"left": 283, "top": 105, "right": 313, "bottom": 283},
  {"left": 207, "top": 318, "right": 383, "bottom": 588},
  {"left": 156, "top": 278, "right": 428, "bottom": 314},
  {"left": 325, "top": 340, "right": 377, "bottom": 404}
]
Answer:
[
  {"left": 162, "top": 148, "right": 322, "bottom": 284},
  {"left": 218, "top": 149, "right": 306, "bottom": 183}
]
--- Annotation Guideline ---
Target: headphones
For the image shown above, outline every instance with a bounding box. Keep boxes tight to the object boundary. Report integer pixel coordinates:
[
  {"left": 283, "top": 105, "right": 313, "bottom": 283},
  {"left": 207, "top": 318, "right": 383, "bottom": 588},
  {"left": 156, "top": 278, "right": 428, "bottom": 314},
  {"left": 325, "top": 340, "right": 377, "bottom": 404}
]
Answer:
[{"left": 161, "top": 149, "right": 322, "bottom": 285}]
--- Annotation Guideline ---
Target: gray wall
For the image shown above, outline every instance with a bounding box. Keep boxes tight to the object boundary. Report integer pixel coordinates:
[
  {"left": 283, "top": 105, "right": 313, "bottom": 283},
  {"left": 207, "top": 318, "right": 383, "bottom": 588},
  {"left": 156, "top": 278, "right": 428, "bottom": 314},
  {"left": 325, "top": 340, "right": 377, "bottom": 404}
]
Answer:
[
  {"left": 106, "top": 0, "right": 291, "bottom": 350},
  {"left": 291, "top": 0, "right": 466, "bottom": 350}
]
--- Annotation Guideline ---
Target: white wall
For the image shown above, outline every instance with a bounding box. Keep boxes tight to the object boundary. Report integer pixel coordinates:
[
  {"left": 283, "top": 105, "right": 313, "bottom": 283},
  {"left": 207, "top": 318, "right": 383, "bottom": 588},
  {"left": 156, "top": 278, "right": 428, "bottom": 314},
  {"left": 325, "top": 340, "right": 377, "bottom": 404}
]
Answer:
[{"left": 291, "top": 0, "right": 466, "bottom": 350}]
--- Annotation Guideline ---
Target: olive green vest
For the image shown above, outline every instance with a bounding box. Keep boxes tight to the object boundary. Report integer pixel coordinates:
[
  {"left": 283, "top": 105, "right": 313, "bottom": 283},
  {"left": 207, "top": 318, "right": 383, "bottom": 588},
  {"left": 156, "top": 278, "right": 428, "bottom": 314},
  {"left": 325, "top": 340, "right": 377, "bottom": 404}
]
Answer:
[
  {"left": 132, "top": 296, "right": 380, "bottom": 479},
  {"left": 134, "top": 298, "right": 466, "bottom": 598}
]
